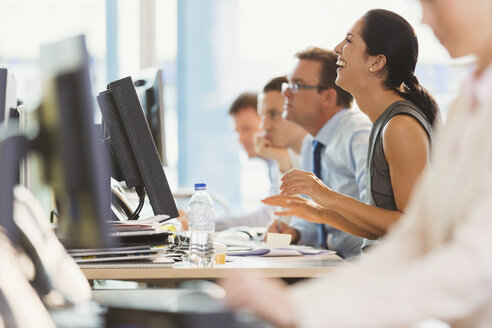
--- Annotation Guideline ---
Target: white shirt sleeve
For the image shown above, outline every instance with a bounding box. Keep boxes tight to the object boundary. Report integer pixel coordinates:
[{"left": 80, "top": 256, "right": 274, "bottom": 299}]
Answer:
[{"left": 288, "top": 175, "right": 492, "bottom": 328}]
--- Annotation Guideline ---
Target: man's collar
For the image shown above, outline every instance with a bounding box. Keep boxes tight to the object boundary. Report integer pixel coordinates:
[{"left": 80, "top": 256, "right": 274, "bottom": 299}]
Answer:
[{"left": 313, "top": 108, "right": 349, "bottom": 143}]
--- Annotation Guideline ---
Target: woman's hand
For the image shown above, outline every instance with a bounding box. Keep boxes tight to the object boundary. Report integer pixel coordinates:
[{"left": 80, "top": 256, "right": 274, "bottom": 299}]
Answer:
[
  {"left": 262, "top": 194, "right": 327, "bottom": 224},
  {"left": 280, "top": 169, "right": 335, "bottom": 207}
]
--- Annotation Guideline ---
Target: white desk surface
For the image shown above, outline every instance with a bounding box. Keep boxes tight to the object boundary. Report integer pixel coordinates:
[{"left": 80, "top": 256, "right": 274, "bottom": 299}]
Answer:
[{"left": 81, "top": 253, "right": 346, "bottom": 282}]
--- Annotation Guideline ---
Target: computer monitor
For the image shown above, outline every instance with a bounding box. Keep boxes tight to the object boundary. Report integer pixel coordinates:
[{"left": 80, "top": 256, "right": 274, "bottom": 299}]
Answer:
[
  {"left": 0, "top": 68, "right": 24, "bottom": 245},
  {"left": 36, "top": 35, "right": 112, "bottom": 248},
  {"left": 133, "top": 68, "right": 167, "bottom": 166},
  {"left": 0, "top": 68, "right": 18, "bottom": 125},
  {"left": 0, "top": 124, "right": 30, "bottom": 245},
  {"left": 97, "top": 76, "right": 179, "bottom": 221}
]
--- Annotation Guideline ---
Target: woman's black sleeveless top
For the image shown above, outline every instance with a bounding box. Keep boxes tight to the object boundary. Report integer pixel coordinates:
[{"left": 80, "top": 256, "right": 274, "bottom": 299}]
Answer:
[{"left": 366, "top": 100, "right": 433, "bottom": 210}]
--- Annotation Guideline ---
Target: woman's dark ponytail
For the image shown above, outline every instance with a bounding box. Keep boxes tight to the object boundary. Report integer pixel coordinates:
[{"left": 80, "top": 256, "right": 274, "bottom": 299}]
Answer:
[
  {"left": 362, "top": 9, "right": 439, "bottom": 125},
  {"left": 396, "top": 74, "right": 439, "bottom": 125}
]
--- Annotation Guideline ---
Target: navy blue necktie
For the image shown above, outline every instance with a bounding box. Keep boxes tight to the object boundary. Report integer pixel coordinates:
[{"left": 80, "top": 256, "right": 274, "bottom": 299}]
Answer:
[{"left": 312, "top": 140, "right": 327, "bottom": 249}]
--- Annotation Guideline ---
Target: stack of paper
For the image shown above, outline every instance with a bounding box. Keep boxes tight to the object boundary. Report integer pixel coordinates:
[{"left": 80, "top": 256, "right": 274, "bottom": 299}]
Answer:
[
  {"left": 108, "top": 215, "right": 173, "bottom": 246},
  {"left": 68, "top": 216, "right": 177, "bottom": 266},
  {"left": 68, "top": 245, "right": 160, "bottom": 263}
]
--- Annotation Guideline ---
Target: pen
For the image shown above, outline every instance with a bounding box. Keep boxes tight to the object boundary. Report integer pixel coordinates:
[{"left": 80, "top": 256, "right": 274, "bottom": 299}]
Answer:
[{"left": 277, "top": 206, "right": 282, "bottom": 232}]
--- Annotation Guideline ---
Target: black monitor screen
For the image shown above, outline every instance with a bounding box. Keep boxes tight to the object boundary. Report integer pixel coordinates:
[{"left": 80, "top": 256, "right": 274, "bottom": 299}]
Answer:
[
  {"left": 38, "top": 35, "right": 111, "bottom": 248},
  {"left": 133, "top": 68, "right": 167, "bottom": 166},
  {"left": 0, "top": 126, "right": 29, "bottom": 245},
  {"left": 97, "top": 76, "right": 178, "bottom": 220},
  {"left": 0, "top": 68, "right": 25, "bottom": 245},
  {"left": 0, "top": 68, "right": 17, "bottom": 124}
]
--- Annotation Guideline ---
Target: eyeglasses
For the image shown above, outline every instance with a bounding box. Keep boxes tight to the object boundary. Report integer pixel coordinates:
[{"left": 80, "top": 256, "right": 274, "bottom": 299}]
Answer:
[{"left": 281, "top": 82, "right": 328, "bottom": 94}]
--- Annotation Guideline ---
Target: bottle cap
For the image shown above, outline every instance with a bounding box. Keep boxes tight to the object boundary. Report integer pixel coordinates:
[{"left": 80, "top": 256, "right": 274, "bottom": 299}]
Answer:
[{"left": 194, "top": 183, "right": 206, "bottom": 190}]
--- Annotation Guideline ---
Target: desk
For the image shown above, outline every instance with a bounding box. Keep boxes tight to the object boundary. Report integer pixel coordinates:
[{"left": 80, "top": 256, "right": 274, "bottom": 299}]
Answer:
[
  {"left": 51, "top": 288, "right": 265, "bottom": 328},
  {"left": 82, "top": 253, "right": 346, "bottom": 284},
  {"left": 90, "top": 288, "right": 265, "bottom": 328}
]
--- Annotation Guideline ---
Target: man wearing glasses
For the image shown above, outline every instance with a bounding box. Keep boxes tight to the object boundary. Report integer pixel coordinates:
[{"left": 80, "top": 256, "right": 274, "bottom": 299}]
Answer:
[
  {"left": 218, "top": 81, "right": 307, "bottom": 230},
  {"left": 267, "top": 47, "right": 372, "bottom": 259},
  {"left": 255, "top": 76, "right": 307, "bottom": 175}
]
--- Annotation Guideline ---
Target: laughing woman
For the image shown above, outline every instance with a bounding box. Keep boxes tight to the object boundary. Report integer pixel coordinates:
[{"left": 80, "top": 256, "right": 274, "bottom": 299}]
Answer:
[
  {"left": 264, "top": 9, "right": 439, "bottom": 240},
  {"left": 222, "top": 1, "right": 492, "bottom": 326}
]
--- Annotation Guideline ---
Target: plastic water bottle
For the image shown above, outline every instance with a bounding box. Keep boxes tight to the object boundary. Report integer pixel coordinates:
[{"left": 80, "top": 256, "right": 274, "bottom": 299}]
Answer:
[{"left": 188, "top": 183, "right": 215, "bottom": 267}]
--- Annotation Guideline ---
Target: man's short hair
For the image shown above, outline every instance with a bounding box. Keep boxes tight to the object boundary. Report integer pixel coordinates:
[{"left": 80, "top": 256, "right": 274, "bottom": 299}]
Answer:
[
  {"left": 295, "top": 47, "right": 353, "bottom": 109},
  {"left": 229, "top": 92, "right": 258, "bottom": 115},
  {"left": 263, "top": 76, "right": 288, "bottom": 93}
]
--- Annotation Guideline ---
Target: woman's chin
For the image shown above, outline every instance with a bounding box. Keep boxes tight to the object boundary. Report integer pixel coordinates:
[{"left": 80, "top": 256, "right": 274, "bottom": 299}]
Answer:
[{"left": 335, "top": 75, "right": 348, "bottom": 91}]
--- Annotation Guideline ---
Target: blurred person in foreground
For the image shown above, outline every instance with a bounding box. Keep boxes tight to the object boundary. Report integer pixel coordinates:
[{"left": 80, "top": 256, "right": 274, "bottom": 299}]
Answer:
[{"left": 221, "top": 1, "right": 492, "bottom": 327}]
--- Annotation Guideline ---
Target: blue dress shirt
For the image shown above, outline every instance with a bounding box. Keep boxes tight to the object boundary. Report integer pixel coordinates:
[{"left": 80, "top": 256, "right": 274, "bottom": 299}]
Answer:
[{"left": 290, "top": 108, "right": 371, "bottom": 258}]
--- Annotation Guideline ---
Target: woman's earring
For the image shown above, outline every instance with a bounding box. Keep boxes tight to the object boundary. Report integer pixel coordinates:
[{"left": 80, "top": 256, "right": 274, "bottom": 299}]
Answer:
[{"left": 369, "top": 68, "right": 374, "bottom": 72}]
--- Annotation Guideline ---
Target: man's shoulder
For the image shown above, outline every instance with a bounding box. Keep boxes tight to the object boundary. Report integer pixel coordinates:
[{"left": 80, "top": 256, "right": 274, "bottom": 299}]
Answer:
[
  {"left": 339, "top": 108, "right": 371, "bottom": 127},
  {"left": 335, "top": 109, "right": 372, "bottom": 137}
]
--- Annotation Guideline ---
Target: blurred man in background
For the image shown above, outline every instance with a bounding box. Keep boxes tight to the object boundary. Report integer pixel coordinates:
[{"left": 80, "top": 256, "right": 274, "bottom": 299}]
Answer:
[
  {"left": 255, "top": 76, "right": 307, "bottom": 174},
  {"left": 214, "top": 92, "right": 279, "bottom": 230}
]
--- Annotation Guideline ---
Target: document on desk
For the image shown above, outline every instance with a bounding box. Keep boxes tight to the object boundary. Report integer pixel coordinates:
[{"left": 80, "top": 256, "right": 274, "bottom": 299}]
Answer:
[
  {"left": 227, "top": 247, "right": 335, "bottom": 257},
  {"left": 108, "top": 215, "right": 171, "bottom": 233}
]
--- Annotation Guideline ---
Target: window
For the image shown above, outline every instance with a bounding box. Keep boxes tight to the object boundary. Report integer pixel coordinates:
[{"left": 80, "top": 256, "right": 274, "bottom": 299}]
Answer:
[{"left": 0, "top": 0, "right": 105, "bottom": 106}]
